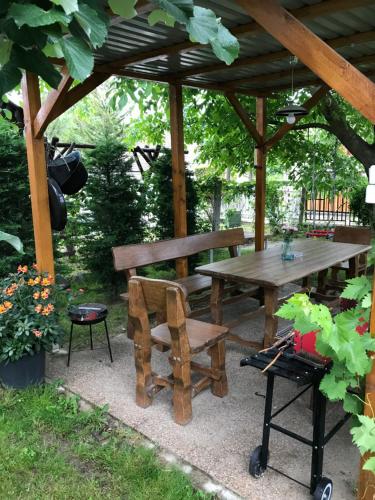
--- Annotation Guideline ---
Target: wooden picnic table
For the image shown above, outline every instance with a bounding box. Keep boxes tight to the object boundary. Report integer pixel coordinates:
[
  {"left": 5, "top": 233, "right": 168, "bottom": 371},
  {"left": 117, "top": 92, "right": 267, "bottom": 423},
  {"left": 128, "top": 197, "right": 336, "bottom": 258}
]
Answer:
[{"left": 195, "top": 239, "right": 372, "bottom": 350}]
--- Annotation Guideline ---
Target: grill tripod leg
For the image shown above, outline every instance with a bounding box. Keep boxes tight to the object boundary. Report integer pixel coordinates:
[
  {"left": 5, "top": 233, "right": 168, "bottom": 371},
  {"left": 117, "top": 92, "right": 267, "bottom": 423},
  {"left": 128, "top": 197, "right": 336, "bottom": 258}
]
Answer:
[
  {"left": 260, "top": 373, "right": 274, "bottom": 469},
  {"left": 310, "top": 381, "right": 327, "bottom": 494}
]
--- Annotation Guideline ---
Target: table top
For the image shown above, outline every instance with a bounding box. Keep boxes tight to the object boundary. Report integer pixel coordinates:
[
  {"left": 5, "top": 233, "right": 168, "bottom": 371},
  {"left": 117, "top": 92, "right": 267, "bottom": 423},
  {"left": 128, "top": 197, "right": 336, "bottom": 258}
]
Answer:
[{"left": 195, "top": 239, "right": 371, "bottom": 288}]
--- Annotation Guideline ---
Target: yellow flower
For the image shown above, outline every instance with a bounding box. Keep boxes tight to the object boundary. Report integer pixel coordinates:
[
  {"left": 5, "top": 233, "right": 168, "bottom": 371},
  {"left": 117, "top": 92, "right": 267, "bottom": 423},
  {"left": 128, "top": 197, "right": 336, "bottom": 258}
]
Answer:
[
  {"left": 0, "top": 304, "right": 6, "bottom": 314},
  {"left": 35, "top": 304, "right": 43, "bottom": 314},
  {"left": 41, "top": 288, "right": 50, "bottom": 300},
  {"left": 3, "top": 301, "right": 12, "bottom": 310},
  {"left": 34, "top": 276, "right": 41, "bottom": 285},
  {"left": 28, "top": 278, "right": 35, "bottom": 286},
  {"left": 41, "top": 277, "right": 51, "bottom": 286},
  {"left": 33, "top": 292, "right": 40, "bottom": 300}
]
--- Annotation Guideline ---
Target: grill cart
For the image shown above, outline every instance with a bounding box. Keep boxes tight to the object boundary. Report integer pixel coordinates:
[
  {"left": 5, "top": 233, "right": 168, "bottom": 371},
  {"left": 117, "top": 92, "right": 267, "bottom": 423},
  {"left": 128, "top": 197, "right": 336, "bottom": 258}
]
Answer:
[{"left": 241, "top": 346, "right": 351, "bottom": 500}]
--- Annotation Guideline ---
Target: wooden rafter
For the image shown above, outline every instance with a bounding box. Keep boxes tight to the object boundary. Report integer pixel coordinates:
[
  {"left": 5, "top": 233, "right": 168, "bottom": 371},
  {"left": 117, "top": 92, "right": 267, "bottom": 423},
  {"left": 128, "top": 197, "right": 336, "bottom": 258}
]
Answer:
[
  {"left": 95, "top": 0, "right": 375, "bottom": 73},
  {"left": 225, "top": 92, "right": 263, "bottom": 145},
  {"left": 264, "top": 85, "right": 330, "bottom": 150},
  {"left": 34, "top": 67, "right": 73, "bottom": 139},
  {"left": 235, "top": 0, "right": 375, "bottom": 123},
  {"left": 174, "top": 30, "right": 375, "bottom": 80}
]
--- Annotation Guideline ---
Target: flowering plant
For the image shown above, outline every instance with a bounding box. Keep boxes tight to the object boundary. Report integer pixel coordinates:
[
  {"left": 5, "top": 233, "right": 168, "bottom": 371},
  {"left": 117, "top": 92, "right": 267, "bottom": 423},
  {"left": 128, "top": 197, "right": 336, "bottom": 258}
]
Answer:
[
  {"left": 281, "top": 225, "right": 298, "bottom": 242},
  {"left": 0, "top": 265, "right": 63, "bottom": 363}
]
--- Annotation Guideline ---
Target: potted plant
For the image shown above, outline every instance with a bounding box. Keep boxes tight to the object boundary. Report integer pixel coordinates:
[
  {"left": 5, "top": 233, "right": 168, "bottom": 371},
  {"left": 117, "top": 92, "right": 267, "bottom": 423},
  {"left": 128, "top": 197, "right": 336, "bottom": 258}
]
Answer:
[
  {"left": 280, "top": 225, "right": 298, "bottom": 260},
  {"left": 0, "top": 264, "right": 63, "bottom": 389}
]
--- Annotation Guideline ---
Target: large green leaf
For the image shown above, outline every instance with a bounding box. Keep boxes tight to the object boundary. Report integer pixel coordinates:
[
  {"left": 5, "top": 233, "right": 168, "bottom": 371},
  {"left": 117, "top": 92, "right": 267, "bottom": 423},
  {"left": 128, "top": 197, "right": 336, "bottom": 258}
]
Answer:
[
  {"left": 73, "top": 3, "right": 108, "bottom": 48},
  {"left": 0, "top": 230, "right": 23, "bottom": 253},
  {"left": 3, "top": 19, "right": 48, "bottom": 48},
  {"left": 351, "top": 415, "right": 375, "bottom": 454},
  {"left": 341, "top": 276, "right": 372, "bottom": 301},
  {"left": 61, "top": 37, "right": 93, "bottom": 81},
  {"left": 0, "top": 61, "right": 21, "bottom": 96},
  {"left": 7, "top": 4, "right": 71, "bottom": 28},
  {"left": 211, "top": 23, "right": 240, "bottom": 65},
  {"left": 12, "top": 45, "right": 62, "bottom": 88},
  {"left": 43, "top": 42, "right": 64, "bottom": 59},
  {"left": 51, "top": 0, "right": 79, "bottom": 15},
  {"left": 319, "top": 373, "right": 348, "bottom": 400},
  {"left": 0, "top": 39, "right": 12, "bottom": 66},
  {"left": 153, "top": 0, "right": 194, "bottom": 24},
  {"left": 186, "top": 6, "right": 217, "bottom": 44},
  {"left": 148, "top": 9, "right": 175, "bottom": 27},
  {"left": 108, "top": 0, "right": 137, "bottom": 19}
]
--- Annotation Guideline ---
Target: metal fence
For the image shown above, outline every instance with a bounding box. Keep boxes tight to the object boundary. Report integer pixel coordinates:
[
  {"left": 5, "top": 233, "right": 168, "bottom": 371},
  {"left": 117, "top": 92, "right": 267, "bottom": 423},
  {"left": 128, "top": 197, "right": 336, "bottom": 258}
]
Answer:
[{"left": 305, "top": 192, "right": 358, "bottom": 225}]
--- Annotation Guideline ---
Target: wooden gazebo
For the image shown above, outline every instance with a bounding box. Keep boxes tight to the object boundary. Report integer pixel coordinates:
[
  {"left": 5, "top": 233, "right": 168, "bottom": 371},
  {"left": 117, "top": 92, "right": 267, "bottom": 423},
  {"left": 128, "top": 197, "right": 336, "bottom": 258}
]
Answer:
[{"left": 21, "top": 1, "right": 375, "bottom": 495}]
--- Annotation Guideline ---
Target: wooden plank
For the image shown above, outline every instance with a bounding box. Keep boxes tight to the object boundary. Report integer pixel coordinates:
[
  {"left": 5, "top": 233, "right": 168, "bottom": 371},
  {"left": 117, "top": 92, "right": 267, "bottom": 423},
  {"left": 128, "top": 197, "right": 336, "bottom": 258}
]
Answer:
[
  {"left": 264, "top": 86, "right": 329, "bottom": 149},
  {"left": 255, "top": 97, "right": 266, "bottom": 251},
  {"left": 96, "top": 0, "right": 374, "bottom": 73},
  {"left": 225, "top": 92, "right": 263, "bottom": 145},
  {"left": 34, "top": 67, "right": 73, "bottom": 139},
  {"left": 196, "top": 239, "right": 372, "bottom": 288},
  {"left": 169, "top": 83, "right": 188, "bottom": 278},
  {"left": 235, "top": 0, "right": 375, "bottom": 123},
  {"left": 22, "top": 72, "right": 55, "bottom": 277},
  {"left": 173, "top": 30, "right": 375, "bottom": 80}
]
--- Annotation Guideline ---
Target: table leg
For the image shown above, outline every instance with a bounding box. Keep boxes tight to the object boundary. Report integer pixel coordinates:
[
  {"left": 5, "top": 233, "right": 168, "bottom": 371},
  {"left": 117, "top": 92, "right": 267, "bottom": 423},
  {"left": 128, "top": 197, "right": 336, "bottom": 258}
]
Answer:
[
  {"left": 348, "top": 256, "right": 359, "bottom": 278},
  {"left": 210, "top": 277, "right": 224, "bottom": 325},
  {"left": 264, "top": 287, "right": 279, "bottom": 348},
  {"left": 317, "top": 268, "right": 328, "bottom": 295}
]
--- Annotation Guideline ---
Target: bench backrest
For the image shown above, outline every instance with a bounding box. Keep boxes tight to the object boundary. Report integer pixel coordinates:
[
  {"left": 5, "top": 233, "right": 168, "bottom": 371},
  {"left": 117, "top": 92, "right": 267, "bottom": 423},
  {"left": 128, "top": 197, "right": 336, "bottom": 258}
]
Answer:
[
  {"left": 333, "top": 226, "right": 371, "bottom": 246},
  {"left": 112, "top": 228, "right": 245, "bottom": 273}
]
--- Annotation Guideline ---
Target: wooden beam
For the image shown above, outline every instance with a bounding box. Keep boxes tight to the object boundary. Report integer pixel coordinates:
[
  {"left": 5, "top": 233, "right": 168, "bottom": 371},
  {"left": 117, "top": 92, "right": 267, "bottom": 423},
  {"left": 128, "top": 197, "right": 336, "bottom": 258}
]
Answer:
[
  {"left": 22, "top": 72, "right": 55, "bottom": 278},
  {"left": 235, "top": 0, "right": 375, "bottom": 123},
  {"left": 96, "top": 0, "right": 375, "bottom": 73},
  {"left": 226, "top": 53, "right": 375, "bottom": 89},
  {"left": 174, "top": 30, "right": 375, "bottom": 80},
  {"left": 34, "top": 67, "right": 73, "bottom": 139},
  {"left": 264, "top": 85, "right": 330, "bottom": 150},
  {"left": 255, "top": 97, "right": 266, "bottom": 251},
  {"left": 48, "top": 72, "right": 111, "bottom": 123},
  {"left": 225, "top": 92, "right": 263, "bottom": 145},
  {"left": 358, "top": 271, "right": 375, "bottom": 499},
  {"left": 169, "top": 83, "right": 188, "bottom": 278}
]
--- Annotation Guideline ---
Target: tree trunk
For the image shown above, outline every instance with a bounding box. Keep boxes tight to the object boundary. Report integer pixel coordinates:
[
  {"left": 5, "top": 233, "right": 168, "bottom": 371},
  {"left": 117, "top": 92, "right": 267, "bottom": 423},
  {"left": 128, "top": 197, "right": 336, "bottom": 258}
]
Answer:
[
  {"left": 299, "top": 187, "right": 306, "bottom": 227},
  {"left": 212, "top": 179, "right": 222, "bottom": 232}
]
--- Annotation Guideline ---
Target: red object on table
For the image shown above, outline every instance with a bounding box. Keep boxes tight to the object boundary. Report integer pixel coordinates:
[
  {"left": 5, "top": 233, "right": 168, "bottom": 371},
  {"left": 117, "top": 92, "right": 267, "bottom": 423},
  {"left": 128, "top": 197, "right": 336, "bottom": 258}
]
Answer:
[{"left": 305, "top": 229, "right": 335, "bottom": 239}]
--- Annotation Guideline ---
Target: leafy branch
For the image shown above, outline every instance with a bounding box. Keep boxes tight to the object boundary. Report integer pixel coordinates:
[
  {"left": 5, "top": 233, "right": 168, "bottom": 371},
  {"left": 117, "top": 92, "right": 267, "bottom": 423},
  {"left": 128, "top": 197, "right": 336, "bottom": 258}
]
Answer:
[
  {"left": 0, "top": 0, "right": 239, "bottom": 97},
  {"left": 277, "top": 276, "right": 375, "bottom": 474}
]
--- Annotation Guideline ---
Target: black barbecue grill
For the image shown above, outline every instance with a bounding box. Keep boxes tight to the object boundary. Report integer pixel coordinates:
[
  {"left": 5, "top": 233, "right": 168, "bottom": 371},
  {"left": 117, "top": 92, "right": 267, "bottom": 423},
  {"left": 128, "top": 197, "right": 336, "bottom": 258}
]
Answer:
[{"left": 241, "top": 348, "right": 351, "bottom": 500}]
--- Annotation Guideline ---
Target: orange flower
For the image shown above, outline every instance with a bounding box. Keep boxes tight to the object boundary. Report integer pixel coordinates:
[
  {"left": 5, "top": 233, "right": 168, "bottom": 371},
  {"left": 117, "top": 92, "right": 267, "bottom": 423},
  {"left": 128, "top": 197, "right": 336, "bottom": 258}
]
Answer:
[
  {"left": 0, "top": 304, "right": 6, "bottom": 314},
  {"left": 3, "top": 301, "right": 12, "bottom": 310},
  {"left": 17, "top": 265, "right": 28, "bottom": 273},
  {"left": 41, "top": 288, "right": 50, "bottom": 300},
  {"left": 5, "top": 283, "right": 17, "bottom": 296},
  {"left": 35, "top": 304, "right": 43, "bottom": 313},
  {"left": 34, "top": 276, "right": 41, "bottom": 285},
  {"left": 41, "top": 277, "right": 51, "bottom": 286},
  {"left": 33, "top": 329, "right": 42, "bottom": 338},
  {"left": 28, "top": 278, "right": 35, "bottom": 286},
  {"left": 33, "top": 291, "right": 40, "bottom": 300}
]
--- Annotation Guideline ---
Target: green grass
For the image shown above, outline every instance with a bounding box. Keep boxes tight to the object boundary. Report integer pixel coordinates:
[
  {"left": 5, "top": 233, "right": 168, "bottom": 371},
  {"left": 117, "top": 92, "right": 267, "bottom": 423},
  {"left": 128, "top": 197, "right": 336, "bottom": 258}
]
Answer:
[{"left": 0, "top": 384, "right": 209, "bottom": 500}]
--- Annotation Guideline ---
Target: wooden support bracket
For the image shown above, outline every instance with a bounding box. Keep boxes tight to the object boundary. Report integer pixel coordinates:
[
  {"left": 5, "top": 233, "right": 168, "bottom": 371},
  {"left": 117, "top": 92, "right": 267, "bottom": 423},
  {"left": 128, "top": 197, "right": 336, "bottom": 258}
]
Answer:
[{"left": 225, "top": 92, "right": 263, "bottom": 146}]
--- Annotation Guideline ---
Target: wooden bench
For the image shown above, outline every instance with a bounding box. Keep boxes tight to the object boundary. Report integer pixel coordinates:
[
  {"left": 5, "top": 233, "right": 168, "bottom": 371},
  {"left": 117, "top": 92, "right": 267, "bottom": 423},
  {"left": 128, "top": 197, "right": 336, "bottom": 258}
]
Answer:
[{"left": 112, "top": 228, "right": 259, "bottom": 337}]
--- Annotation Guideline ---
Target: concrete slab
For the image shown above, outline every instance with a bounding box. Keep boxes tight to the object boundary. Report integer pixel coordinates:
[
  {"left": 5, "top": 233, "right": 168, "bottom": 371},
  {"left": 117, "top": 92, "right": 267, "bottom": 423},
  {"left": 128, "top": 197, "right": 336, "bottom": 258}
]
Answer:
[{"left": 48, "top": 298, "right": 358, "bottom": 500}]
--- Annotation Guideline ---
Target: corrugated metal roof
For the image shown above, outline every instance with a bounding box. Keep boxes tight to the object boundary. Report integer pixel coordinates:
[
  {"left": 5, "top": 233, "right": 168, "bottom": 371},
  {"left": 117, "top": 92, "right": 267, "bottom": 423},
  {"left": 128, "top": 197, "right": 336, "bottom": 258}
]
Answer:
[{"left": 93, "top": 0, "right": 375, "bottom": 94}]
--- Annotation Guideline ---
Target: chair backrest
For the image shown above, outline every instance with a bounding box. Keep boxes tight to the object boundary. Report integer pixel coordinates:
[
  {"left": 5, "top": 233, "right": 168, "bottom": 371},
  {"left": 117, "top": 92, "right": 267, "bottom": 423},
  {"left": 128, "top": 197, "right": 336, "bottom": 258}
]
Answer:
[
  {"left": 112, "top": 228, "right": 245, "bottom": 273},
  {"left": 333, "top": 226, "right": 371, "bottom": 245},
  {"left": 128, "top": 276, "right": 189, "bottom": 348}
]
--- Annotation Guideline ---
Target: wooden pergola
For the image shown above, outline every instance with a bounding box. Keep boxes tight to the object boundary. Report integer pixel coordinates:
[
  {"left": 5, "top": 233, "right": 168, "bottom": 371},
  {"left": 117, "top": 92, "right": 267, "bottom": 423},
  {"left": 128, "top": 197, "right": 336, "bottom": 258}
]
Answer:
[{"left": 21, "top": 1, "right": 375, "bottom": 495}]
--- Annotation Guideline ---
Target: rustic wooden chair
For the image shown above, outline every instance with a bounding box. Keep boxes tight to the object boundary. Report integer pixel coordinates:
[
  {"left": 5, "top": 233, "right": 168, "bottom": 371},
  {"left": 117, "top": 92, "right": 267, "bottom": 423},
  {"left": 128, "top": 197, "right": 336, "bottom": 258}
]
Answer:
[
  {"left": 128, "top": 276, "right": 229, "bottom": 425},
  {"left": 331, "top": 226, "right": 371, "bottom": 282}
]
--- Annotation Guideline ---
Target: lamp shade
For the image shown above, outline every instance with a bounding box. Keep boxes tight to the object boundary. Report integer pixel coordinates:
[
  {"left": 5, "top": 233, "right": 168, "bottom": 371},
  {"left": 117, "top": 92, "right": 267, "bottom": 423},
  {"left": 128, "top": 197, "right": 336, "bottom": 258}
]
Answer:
[
  {"left": 365, "top": 184, "right": 375, "bottom": 204},
  {"left": 275, "top": 103, "right": 308, "bottom": 118}
]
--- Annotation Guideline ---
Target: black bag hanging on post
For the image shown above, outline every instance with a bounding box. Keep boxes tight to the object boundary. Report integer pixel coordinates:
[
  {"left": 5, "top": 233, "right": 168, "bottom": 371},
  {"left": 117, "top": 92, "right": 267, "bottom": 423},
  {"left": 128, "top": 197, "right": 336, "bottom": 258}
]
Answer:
[{"left": 47, "top": 150, "right": 88, "bottom": 195}]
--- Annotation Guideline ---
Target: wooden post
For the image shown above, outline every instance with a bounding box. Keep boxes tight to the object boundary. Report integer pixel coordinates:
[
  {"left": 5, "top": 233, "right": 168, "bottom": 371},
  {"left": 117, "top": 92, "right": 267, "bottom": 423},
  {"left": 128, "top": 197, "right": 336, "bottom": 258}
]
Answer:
[
  {"left": 358, "top": 271, "right": 375, "bottom": 499},
  {"left": 169, "top": 83, "right": 188, "bottom": 278},
  {"left": 255, "top": 97, "right": 266, "bottom": 251},
  {"left": 22, "top": 72, "right": 55, "bottom": 278}
]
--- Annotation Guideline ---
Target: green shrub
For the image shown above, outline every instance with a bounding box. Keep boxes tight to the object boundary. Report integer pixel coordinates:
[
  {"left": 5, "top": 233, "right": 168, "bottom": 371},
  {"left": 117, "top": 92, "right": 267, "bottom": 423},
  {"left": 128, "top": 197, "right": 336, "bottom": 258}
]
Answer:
[
  {"left": 349, "top": 180, "right": 375, "bottom": 228},
  {"left": 266, "top": 180, "right": 285, "bottom": 234},
  {"left": 80, "top": 138, "right": 145, "bottom": 288},
  {"left": 0, "top": 119, "right": 34, "bottom": 275}
]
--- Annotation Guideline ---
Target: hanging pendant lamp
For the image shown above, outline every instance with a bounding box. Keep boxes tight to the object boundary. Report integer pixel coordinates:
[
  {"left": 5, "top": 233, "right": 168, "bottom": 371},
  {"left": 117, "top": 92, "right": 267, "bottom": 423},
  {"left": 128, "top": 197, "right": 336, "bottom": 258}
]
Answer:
[{"left": 276, "top": 57, "right": 308, "bottom": 124}]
